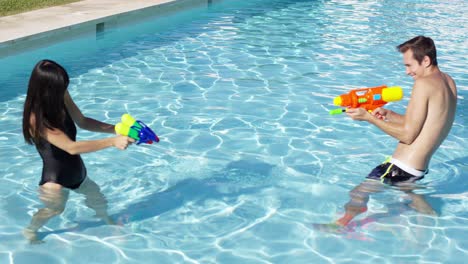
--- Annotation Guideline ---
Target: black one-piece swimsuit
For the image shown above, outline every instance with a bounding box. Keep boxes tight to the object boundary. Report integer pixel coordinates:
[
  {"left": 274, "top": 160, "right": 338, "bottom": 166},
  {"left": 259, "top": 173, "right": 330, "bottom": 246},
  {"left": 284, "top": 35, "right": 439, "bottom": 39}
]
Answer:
[{"left": 36, "top": 110, "right": 86, "bottom": 189}]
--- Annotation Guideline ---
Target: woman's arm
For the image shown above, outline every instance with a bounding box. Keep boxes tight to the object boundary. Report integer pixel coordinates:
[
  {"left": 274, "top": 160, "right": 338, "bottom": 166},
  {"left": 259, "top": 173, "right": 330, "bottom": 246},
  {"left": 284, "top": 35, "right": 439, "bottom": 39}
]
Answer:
[
  {"left": 44, "top": 127, "right": 133, "bottom": 155},
  {"left": 64, "top": 91, "right": 115, "bottom": 134}
]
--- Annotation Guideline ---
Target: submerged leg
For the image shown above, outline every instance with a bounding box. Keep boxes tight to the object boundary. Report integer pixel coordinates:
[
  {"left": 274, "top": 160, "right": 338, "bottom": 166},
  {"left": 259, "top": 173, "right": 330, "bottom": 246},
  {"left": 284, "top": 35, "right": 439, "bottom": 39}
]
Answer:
[
  {"left": 23, "top": 183, "right": 69, "bottom": 244},
  {"left": 336, "top": 179, "right": 384, "bottom": 226},
  {"left": 314, "top": 180, "right": 384, "bottom": 233},
  {"left": 74, "top": 177, "right": 115, "bottom": 225},
  {"left": 397, "top": 184, "right": 437, "bottom": 216},
  {"left": 408, "top": 194, "right": 437, "bottom": 215}
]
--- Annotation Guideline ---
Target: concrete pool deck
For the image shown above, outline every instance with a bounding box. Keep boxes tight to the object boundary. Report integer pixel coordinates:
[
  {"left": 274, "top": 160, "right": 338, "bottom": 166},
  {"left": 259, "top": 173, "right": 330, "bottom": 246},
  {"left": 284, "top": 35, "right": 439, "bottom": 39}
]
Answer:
[
  {"left": 0, "top": 0, "right": 213, "bottom": 51},
  {"left": 0, "top": 0, "right": 174, "bottom": 44}
]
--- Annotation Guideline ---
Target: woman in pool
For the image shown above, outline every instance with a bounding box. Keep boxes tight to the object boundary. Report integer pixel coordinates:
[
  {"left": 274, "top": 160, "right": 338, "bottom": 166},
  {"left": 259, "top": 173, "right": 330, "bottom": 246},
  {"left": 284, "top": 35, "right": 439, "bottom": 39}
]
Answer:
[{"left": 22, "top": 59, "right": 134, "bottom": 243}]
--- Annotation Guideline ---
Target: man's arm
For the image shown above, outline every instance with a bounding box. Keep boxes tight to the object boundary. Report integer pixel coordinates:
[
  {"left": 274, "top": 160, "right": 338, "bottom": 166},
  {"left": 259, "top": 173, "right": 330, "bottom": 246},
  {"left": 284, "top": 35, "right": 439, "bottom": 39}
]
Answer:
[
  {"left": 347, "top": 80, "right": 430, "bottom": 144},
  {"left": 372, "top": 107, "right": 405, "bottom": 124},
  {"left": 64, "top": 91, "right": 115, "bottom": 134}
]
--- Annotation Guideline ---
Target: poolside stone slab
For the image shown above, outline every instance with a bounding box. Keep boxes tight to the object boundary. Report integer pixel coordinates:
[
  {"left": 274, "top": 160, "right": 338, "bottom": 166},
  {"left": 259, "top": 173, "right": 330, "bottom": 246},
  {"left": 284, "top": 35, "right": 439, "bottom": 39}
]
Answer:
[
  {"left": 0, "top": 0, "right": 216, "bottom": 57},
  {"left": 0, "top": 0, "right": 205, "bottom": 45}
]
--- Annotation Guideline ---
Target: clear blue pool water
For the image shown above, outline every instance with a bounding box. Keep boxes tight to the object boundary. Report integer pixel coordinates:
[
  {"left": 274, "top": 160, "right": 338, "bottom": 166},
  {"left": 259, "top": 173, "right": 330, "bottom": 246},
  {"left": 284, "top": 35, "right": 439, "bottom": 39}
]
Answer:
[{"left": 1, "top": 0, "right": 467, "bottom": 263}]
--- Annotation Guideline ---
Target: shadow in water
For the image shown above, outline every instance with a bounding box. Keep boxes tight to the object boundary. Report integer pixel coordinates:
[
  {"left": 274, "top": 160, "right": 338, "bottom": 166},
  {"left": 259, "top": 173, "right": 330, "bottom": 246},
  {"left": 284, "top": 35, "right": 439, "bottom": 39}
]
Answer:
[{"left": 37, "top": 159, "right": 276, "bottom": 240}]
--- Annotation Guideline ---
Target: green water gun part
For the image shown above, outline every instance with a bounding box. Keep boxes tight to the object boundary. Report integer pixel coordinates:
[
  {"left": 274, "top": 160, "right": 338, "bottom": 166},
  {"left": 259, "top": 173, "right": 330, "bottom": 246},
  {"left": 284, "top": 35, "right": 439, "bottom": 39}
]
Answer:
[{"left": 329, "top": 108, "right": 346, "bottom": 115}]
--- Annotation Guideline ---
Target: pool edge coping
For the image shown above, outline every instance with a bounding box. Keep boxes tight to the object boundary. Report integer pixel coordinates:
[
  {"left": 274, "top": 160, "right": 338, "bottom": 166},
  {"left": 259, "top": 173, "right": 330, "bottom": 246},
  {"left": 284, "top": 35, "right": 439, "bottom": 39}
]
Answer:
[{"left": 0, "top": 0, "right": 216, "bottom": 57}]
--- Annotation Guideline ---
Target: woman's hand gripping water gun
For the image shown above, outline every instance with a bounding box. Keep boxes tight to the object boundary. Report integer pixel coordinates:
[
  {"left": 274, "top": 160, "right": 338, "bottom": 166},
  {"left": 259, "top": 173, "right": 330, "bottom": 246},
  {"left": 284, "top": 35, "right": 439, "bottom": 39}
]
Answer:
[
  {"left": 115, "top": 114, "right": 160, "bottom": 145},
  {"left": 329, "top": 85, "right": 403, "bottom": 116}
]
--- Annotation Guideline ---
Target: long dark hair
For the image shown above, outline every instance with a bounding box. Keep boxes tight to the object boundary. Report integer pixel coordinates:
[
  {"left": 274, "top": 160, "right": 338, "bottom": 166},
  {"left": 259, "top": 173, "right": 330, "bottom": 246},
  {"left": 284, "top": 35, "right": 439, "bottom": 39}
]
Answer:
[
  {"left": 397, "top": 36, "right": 438, "bottom": 66},
  {"left": 23, "top": 60, "right": 70, "bottom": 146}
]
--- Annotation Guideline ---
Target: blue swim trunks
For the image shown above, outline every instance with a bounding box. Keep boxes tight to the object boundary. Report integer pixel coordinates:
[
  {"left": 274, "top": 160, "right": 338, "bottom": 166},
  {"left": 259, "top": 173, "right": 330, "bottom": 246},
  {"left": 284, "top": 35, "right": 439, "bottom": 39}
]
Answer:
[{"left": 366, "top": 158, "right": 427, "bottom": 185}]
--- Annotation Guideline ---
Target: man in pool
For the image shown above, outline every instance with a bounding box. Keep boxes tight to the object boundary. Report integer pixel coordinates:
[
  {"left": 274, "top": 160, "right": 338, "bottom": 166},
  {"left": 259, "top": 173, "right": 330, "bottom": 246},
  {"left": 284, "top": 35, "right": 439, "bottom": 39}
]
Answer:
[{"left": 329, "top": 36, "right": 458, "bottom": 228}]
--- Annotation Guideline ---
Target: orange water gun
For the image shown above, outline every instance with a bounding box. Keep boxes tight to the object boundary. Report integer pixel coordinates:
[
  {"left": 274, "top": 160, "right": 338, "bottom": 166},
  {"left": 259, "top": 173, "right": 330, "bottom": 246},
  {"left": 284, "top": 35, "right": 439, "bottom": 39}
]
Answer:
[{"left": 329, "top": 85, "right": 403, "bottom": 115}]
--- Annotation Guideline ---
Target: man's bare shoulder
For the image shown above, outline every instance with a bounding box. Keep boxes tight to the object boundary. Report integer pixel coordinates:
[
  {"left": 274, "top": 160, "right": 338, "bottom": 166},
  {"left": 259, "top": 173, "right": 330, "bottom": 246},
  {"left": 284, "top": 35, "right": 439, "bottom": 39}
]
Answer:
[
  {"left": 415, "top": 71, "right": 450, "bottom": 90},
  {"left": 441, "top": 71, "right": 457, "bottom": 91},
  {"left": 413, "top": 72, "right": 457, "bottom": 104},
  {"left": 412, "top": 77, "right": 436, "bottom": 96}
]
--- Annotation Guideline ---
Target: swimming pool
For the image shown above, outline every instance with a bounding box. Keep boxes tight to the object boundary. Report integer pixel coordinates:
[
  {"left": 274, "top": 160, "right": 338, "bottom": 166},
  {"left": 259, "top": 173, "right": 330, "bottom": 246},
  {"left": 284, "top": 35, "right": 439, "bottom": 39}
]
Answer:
[{"left": 1, "top": 0, "right": 467, "bottom": 263}]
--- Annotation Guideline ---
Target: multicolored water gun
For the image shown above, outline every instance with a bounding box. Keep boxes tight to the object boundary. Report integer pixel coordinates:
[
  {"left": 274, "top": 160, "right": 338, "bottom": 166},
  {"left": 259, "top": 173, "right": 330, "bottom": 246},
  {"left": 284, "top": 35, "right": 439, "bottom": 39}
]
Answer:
[
  {"left": 115, "top": 114, "right": 159, "bottom": 144},
  {"left": 329, "top": 85, "right": 403, "bottom": 115}
]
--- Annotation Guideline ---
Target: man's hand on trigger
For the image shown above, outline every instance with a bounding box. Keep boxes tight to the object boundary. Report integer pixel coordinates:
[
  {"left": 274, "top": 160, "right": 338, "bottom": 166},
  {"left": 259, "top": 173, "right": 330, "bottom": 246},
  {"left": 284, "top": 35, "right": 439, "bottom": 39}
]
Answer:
[
  {"left": 346, "top": 107, "right": 371, "bottom": 121},
  {"left": 371, "top": 107, "right": 386, "bottom": 120}
]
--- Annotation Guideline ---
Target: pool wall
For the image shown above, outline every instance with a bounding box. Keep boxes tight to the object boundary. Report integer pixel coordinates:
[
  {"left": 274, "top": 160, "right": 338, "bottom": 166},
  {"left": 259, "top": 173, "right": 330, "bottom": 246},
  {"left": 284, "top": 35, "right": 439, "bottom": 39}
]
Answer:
[{"left": 0, "top": 0, "right": 222, "bottom": 101}]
